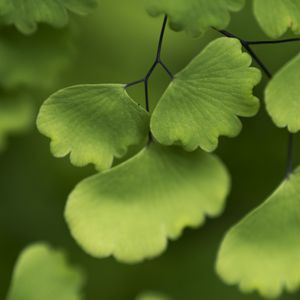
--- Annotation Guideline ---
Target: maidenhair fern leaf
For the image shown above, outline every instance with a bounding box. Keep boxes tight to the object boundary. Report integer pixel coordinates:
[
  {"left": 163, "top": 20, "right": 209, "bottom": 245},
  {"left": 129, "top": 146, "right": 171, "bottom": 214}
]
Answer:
[
  {"left": 37, "top": 84, "right": 149, "bottom": 171},
  {"left": 65, "top": 142, "right": 230, "bottom": 263},
  {"left": 265, "top": 52, "right": 300, "bottom": 132},
  {"left": 151, "top": 38, "right": 261, "bottom": 152},
  {"left": 146, "top": 0, "right": 245, "bottom": 37},
  {"left": 0, "top": 0, "right": 97, "bottom": 34},
  {"left": 216, "top": 166, "right": 300, "bottom": 299},
  {"left": 6, "top": 243, "right": 84, "bottom": 300},
  {"left": 253, "top": 0, "right": 300, "bottom": 38},
  {"left": 0, "top": 96, "right": 33, "bottom": 151}
]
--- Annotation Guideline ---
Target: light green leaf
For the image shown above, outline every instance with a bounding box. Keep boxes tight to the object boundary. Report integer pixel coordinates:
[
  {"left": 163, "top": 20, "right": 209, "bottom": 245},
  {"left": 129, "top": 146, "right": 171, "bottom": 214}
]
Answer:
[
  {"left": 37, "top": 84, "right": 149, "bottom": 171},
  {"left": 216, "top": 166, "right": 300, "bottom": 299},
  {"left": 0, "top": 0, "right": 97, "bottom": 34},
  {"left": 135, "top": 291, "right": 172, "bottom": 300},
  {"left": 265, "top": 53, "right": 300, "bottom": 133},
  {"left": 65, "top": 142, "right": 230, "bottom": 263},
  {"left": 0, "top": 96, "right": 33, "bottom": 151},
  {"left": 151, "top": 38, "right": 261, "bottom": 152},
  {"left": 0, "top": 26, "right": 73, "bottom": 90},
  {"left": 6, "top": 243, "right": 84, "bottom": 300},
  {"left": 146, "top": 0, "right": 245, "bottom": 36},
  {"left": 253, "top": 0, "right": 300, "bottom": 38}
]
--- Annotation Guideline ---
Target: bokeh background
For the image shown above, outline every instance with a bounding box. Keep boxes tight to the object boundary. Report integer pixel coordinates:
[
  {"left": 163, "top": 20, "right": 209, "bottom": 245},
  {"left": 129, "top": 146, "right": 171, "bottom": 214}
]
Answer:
[{"left": 1, "top": 1, "right": 300, "bottom": 299}]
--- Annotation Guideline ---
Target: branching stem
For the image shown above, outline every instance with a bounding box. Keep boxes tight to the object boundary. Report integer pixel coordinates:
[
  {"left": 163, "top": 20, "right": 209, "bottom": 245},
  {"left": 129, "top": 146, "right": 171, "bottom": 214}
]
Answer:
[
  {"left": 215, "top": 28, "right": 295, "bottom": 178},
  {"left": 125, "top": 15, "right": 173, "bottom": 114}
]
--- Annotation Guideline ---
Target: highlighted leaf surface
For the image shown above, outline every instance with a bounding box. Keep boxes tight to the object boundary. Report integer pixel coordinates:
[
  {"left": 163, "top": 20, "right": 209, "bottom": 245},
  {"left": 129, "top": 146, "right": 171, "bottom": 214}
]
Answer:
[
  {"left": 146, "top": 0, "right": 245, "bottom": 36},
  {"left": 6, "top": 243, "right": 84, "bottom": 300},
  {"left": 37, "top": 84, "right": 149, "bottom": 171},
  {"left": 217, "top": 167, "right": 300, "bottom": 299},
  {"left": 266, "top": 52, "right": 300, "bottom": 132},
  {"left": 253, "top": 0, "right": 300, "bottom": 38},
  {"left": 65, "top": 143, "right": 230, "bottom": 263},
  {"left": 0, "top": 0, "right": 97, "bottom": 34},
  {"left": 151, "top": 38, "right": 261, "bottom": 152}
]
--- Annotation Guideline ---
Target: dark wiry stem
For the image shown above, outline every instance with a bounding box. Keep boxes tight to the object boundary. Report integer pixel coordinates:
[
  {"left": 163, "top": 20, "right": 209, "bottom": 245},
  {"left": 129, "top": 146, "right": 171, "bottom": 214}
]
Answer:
[
  {"left": 215, "top": 28, "right": 295, "bottom": 178},
  {"left": 125, "top": 15, "right": 173, "bottom": 112}
]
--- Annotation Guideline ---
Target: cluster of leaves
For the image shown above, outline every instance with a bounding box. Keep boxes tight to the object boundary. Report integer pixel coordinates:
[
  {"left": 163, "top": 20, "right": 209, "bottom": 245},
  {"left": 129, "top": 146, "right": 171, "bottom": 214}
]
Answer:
[
  {"left": 0, "top": 0, "right": 97, "bottom": 152},
  {"left": 4, "top": 0, "right": 300, "bottom": 299},
  {"left": 6, "top": 243, "right": 167, "bottom": 300}
]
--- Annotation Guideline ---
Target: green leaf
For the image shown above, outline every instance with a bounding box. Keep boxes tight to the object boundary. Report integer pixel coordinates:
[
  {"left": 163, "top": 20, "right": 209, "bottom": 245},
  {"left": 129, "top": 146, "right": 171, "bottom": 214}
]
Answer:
[
  {"left": 253, "top": 0, "right": 300, "bottom": 38},
  {"left": 265, "top": 53, "right": 300, "bottom": 133},
  {"left": 65, "top": 142, "right": 230, "bottom": 263},
  {"left": 135, "top": 291, "right": 172, "bottom": 300},
  {"left": 151, "top": 38, "right": 261, "bottom": 152},
  {"left": 216, "top": 167, "right": 300, "bottom": 299},
  {"left": 0, "top": 26, "right": 73, "bottom": 90},
  {"left": 0, "top": 0, "right": 97, "bottom": 34},
  {"left": 37, "top": 84, "right": 149, "bottom": 171},
  {"left": 6, "top": 243, "right": 84, "bottom": 300},
  {"left": 0, "top": 96, "right": 33, "bottom": 151},
  {"left": 146, "top": 0, "right": 245, "bottom": 37}
]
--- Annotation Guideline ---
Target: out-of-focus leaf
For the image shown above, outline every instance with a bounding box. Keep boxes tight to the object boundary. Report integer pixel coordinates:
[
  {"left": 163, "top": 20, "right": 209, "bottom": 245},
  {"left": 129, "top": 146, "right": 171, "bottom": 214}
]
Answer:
[
  {"left": 6, "top": 243, "right": 85, "bottom": 300},
  {"left": 253, "top": 0, "right": 300, "bottom": 38},
  {"left": 0, "top": 26, "right": 74, "bottom": 90},
  {"left": 0, "top": 95, "right": 34, "bottom": 151},
  {"left": 146, "top": 0, "right": 245, "bottom": 37},
  {"left": 265, "top": 52, "right": 300, "bottom": 132},
  {"left": 0, "top": 0, "right": 97, "bottom": 34}
]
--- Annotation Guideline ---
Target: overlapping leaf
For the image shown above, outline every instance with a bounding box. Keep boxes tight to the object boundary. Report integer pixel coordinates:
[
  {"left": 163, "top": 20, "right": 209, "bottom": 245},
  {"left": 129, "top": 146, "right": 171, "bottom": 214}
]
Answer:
[
  {"left": 65, "top": 142, "right": 230, "bottom": 263},
  {"left": 0, "top": 26, "right": 73, "bottom": 90},
  {"left": 151, "top": 38, "right": 261, "bottom": 152},
  {"left": 0, "top": 96, "right": 33, "bottom": 151},
  {"left": 253, "top": 0, "right": 300, "bottom": 38},
  {"left": 0, "top": 0, "right": 97, "bottom": 34},
  {"left": 6, "top": 243, "right": 84, "bottom": 300},
  {"left": 37, "top": 84, "right": 149, "bottom": 171},
  {"left": 265, "top": 52, "right": 300, "bottom": 132},
  {"left": 146, "top": 0, "right": 245, "bottom": 36},
  {"left": 217, "top": 167, "right": 300, "bottom": 298}
]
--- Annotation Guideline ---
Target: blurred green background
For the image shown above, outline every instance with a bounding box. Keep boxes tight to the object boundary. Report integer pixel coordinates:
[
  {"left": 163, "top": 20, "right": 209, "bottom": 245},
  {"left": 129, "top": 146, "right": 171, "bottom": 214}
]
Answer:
[{"left": 1, "top": 1, "right": 300, "bottom": 299}]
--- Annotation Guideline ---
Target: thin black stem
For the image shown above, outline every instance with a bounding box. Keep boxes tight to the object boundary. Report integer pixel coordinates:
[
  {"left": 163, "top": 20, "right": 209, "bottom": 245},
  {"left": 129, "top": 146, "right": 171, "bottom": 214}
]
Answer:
[
  {"left": 125, "top": 15, "right": 173, "bottom": 111},
  {"left": 216, "top": 28, "right": 295, "bottom": 177},
  {"left": 159, "top": 61, "right": 174, "bottom": 79},
  {"left": 248, "top": 38, "right": 300, "bottom": 45},
  {"left": 156, "top": 15, "right": 168, "bottom": 60},
  {"left": 242, "top": 44, "right": 273, "bottom": 79},
  {"left": 125, "top": 78, "right": 144, "bottom": 88}
]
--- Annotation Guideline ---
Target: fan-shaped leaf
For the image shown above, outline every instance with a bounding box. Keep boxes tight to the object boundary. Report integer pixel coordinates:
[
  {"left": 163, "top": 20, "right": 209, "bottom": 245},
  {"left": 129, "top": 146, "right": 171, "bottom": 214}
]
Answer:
[
  {"left": 6, "top": 243, "right": 84, "bottom": 300},
  {"left": 0, "top": 0, "right": 97, "bottom": 34},
  {"left": 151, "top": 38, "right": 261, "bottom": 152},
  {"left": 0, "top": 26, "right": 73, "bottom": 90},
  {"left": 216, "top": 167, "right": 300, "bottom": 299},
  {"left": 37, "top": 84, "right": 149, "bottom": 171},
  {"left": 65, "top": 142, "right": 230, "bottom": 263},
  {"left": 0, "top": 96, "right": 33, "bottom": 151},
  {"left": 146, "top": 0, "right": 245, "bottom": 37},
  {"left": 265, "top": 53, "right": 300, "bottom": 132},
  {"left": 253, "top": 0, "right": 300, "bottom": 38}
]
